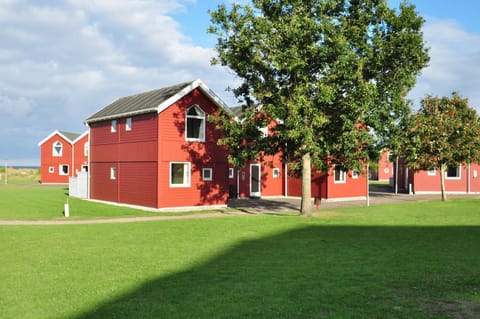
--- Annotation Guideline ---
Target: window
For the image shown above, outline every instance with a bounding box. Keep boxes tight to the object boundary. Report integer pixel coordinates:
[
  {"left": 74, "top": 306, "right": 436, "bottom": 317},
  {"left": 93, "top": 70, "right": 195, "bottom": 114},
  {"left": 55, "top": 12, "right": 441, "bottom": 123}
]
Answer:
[
  {"left": 126, "top": 117, "right": 132, "bottom": 131},
  {"left": 81, "top": 165, "right": 88, "bottom": 172},
  {"left": 202, "top": 168, "right": 213, "bottom": 181},
  {"left": 52, "top": 141, "right": 62, "bottom": 157},
  {"left": 84, "top": 142, "right": 89, "bottom": 157},
  {"left": 110, "top": 167, "right": 116, "bottom": 180},
  {"left": 111, "top": 120, "right": 117, "bottom": 132},
  {"left": 334, "top": 166, "right": 346, "bottom": 183},
  {"left": 446, "top": 166, "right": 461, "bottom": 179},
  {"left": 59, "top": 165, "right": 69, "bottom": 176},
  {"left": 186, "top": 105, "right": 205, "bottom": 141},
  {"left": 170, "top": 162, "right": 191, "bottom": 187},
  {"left": 229, "top": 168, "right": 234, "bottom": 179},
  {"left": 272, "top": 168, "right": 280, "bottom": 178},
  {"left": 49, "top": 166, "right": 54, "bottom": 173},
  {"left": 427, "top": 168, "right": 436, "bottom": 176},
  {"left": 258, "top": 126, "right": 268, "bottom": 138},
  {"left": 352, "top": 170, "right": 359, "bottom": 179}
]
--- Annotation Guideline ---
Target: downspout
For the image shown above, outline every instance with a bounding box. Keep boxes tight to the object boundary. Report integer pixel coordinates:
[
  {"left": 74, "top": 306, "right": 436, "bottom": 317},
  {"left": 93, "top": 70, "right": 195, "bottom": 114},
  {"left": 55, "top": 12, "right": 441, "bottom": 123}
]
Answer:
[
  {"left": 284, "top": 162, "right": 288, "bottom": 197},
  {"left": 236, "top": 169, "right": 240, "bottom": 199},
  {"left": 395, "top": 157, "right": 399, "bottom": 195},
  {"left": 468, "top": 163, "right": 471, "bottom": 194},
  {"left": 366, "top": 164, "right": 370, "bottom": 207},
  {"left": 71, "top": 140, "right": 75, "bottom": 177},
  {"left": 86, "top": 124, "right": 91, "bottom": 199}
]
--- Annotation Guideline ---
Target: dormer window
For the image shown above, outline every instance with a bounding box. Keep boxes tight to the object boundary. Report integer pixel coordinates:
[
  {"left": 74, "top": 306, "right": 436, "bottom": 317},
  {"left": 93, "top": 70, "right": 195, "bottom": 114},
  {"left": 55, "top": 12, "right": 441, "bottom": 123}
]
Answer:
[
  {"left": 186, "top": 105, "right": 205, "bottom": 141},
  {"left": 52, "top": 141, "right": 63, "bottom": 157}
]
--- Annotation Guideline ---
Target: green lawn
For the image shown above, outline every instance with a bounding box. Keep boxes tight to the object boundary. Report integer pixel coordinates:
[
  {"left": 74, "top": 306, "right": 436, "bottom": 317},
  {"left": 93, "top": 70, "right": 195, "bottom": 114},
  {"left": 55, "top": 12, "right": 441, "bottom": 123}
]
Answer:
[
  {"left": 0, "top": 185, "right": 227, "bottom": 220},
  {"left": 1, "top": 200, "right": 479, "bottom": 318}
]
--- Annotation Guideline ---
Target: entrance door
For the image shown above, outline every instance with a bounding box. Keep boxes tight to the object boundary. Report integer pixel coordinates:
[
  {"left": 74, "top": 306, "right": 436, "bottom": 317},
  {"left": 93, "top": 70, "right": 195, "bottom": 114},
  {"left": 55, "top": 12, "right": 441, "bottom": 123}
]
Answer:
[{"left": 250, "top": 164, "right": 261, "bottom": 197}]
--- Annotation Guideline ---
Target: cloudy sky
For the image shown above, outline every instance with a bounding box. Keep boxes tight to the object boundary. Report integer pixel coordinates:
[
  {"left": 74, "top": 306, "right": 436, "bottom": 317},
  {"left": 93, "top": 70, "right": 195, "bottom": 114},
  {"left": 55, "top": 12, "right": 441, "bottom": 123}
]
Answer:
[{"left": 1, "top": 0, "right": 480, "bottom": 166}]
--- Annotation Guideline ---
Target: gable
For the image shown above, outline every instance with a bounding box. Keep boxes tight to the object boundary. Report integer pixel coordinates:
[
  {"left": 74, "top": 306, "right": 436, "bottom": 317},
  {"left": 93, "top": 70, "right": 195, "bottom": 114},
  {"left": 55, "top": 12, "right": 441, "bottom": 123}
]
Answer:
[{"left": 85, "top": 79, "right": 232, "bottom": 125}]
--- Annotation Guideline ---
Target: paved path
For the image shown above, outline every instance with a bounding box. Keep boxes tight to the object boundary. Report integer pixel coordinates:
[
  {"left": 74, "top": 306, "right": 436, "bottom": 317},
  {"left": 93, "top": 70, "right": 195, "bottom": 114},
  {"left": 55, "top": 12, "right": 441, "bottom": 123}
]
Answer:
[{"left": 1, "top": 190, "right": 479, "bottom": 225}]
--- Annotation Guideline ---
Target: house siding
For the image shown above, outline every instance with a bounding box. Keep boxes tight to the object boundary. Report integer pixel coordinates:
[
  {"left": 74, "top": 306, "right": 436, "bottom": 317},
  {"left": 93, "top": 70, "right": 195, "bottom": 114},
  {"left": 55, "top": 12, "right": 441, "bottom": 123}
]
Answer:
[
  {"left": 156, "top": 88, "right": 229, "bottom": 207},
  {"left": 39, "top": 134, "right": 74, "bottom": 184},
  {"left": 89, "top": 113, "right": 159, "bottom": 207},
  {"left": 72, "top": 133, "right": 89, "bottom": 176}
]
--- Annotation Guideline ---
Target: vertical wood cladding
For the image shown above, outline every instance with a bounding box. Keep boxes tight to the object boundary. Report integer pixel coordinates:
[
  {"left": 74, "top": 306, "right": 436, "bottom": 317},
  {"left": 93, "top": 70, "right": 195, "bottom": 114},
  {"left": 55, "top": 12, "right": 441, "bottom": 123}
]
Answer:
[
  {"left": 89, "top": 113, "right": 159, "bottom": 206},
  {"left": 39, "top": 134, "right": 73, "bottom": 184},
  {"left": 156, "top": 88, "right": 229, "bottom": 207}
]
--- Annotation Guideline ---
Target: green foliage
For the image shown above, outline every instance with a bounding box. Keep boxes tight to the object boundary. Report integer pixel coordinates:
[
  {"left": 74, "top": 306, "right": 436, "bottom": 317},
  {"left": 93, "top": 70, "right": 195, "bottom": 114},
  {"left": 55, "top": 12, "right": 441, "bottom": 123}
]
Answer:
[
  {"left": 2, "top": 202, "right": 480, "bottom": 318},
  {"left": 209, "top": 0, "right": 429, "bottom": 171},
  {"left": 403, "top": 93, "right": 480, "bottom": 170}
]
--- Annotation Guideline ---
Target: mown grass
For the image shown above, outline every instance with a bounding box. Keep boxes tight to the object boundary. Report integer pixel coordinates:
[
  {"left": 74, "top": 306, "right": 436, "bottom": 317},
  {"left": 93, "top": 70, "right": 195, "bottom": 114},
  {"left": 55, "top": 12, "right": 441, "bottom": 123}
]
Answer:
[
  {"left": 0, "top": 185, "right": 228, "bottom": 220},
  {"left": 1, "top": 201, "right": 479, "bottom": 319}
]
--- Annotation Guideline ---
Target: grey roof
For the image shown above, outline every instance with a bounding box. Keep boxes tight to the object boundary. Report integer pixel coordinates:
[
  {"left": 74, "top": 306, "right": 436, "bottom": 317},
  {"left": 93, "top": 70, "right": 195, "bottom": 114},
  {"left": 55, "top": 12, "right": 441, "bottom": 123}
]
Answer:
[
  {"left": 85, "top": 81, "right": 194, "bottom": 123},
  {"left": 59, "top": 131, "right": 80, "bottom": 142},
  {"left": 230, "top": 105, "right": 244, "bottom": 118}
]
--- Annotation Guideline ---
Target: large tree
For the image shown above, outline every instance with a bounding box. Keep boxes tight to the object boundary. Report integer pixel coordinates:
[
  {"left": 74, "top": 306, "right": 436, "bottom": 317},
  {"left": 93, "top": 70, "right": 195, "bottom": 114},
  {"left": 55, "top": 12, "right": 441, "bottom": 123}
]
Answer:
[
  {"left": 402, "top": 93, "right": 480, "bottom": 201},
  {"left": 209, "top": 0, "right": 429, "bottom": 215}
]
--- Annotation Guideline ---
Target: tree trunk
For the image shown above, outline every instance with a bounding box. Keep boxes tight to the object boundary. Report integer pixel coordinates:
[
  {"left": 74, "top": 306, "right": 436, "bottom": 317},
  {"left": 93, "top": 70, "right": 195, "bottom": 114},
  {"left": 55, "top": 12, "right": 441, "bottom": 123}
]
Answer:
[
  {"left": 439, "top": 163, "right": 448, "bottom": 201},
  {"left": 300, "top": 152, "right": 313, "bottom": 216}
]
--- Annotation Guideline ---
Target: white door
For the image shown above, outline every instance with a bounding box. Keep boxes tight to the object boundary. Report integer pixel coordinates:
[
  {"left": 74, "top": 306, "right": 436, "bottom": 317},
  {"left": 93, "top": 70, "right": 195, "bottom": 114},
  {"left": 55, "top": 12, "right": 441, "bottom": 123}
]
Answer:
[{"left": 250, "top": 164, "right": 261, "bottom": 197}]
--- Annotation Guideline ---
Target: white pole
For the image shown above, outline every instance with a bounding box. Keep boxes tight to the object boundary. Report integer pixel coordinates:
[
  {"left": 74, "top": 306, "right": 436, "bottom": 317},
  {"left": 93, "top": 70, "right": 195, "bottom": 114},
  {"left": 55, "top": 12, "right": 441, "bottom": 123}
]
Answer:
[
  {"left": 366, "top": 164, "right": 370, "bottom": 207},
  {"left": 395, "top": 157, "right": 399, "bottom": 195},
  {"left": 4, "top": 160, "right": 7, "bottom": 185}
]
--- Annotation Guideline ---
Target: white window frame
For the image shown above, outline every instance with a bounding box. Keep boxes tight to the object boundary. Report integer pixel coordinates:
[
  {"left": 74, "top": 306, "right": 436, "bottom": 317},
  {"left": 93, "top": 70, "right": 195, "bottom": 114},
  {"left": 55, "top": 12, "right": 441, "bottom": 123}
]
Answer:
[
  {"left": 258, "top": 126, "right": 268, "bottom": 138},
  {"left": 228, "top": 168, "right": 234, "bottom": 179},
  {"left": 52, "top": 141, "right": 63, "bottom": 157},
  {"left": 427, "top": 168, "right": 436, "bottom": 176},
  {"left": 48, "top": 166, "right": 54, "bottom": 173},
  {"left": 272, "top": 168, "right": 280, "bottom": 178},
  {"left": 81, "top": 165, "right": 88, "bottom": 172},
  {"left": 352, "top": 170, "right": 359, "bottom": 179},
  {"left": 126, "top": 117, "right": 132, "bottom": 131},
  {"left": 202, "top": 168, "right": 213, "bottom": 181},
  {"left": 334, "top": 166, "right": 346, "bottom": 184},
  {"left": 84, "top": 142, "right": 89, "bottom": 157},
  {"left": 170, "top": 162, "right": 191, "bottom": 187},
  {"left": 110, "top": 167, "right": 117, "bottom": 180},
  {"left": 111, "top": 120, "right": 117, "bottom": 133},
  {"left": 185, "top": 105, "right": 205, "bottom": 142},
  {"left": 445, "top": 165, "right": 461, "bottom": 180},
  {"left": 59, "top": 164, "right": 69, "bottom": 176}
]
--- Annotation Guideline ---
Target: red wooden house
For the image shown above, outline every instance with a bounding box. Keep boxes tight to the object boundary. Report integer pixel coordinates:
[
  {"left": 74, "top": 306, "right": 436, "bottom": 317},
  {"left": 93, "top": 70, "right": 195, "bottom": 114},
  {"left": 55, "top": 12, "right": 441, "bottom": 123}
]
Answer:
[
  {"left": 370, "top": 150, "right": 394, "bottom": 182},
  {"left": 84, "top": 80, "right": 231, "bottom": 210},
  {"left": 38, "top": 130, "right": 89, "bottom": 184},
  {"left": 228, "top": 107, "right": 368, "bottom": 201},
  {"left": 396, "top": 163, "right": 480, "bottom": 195}
]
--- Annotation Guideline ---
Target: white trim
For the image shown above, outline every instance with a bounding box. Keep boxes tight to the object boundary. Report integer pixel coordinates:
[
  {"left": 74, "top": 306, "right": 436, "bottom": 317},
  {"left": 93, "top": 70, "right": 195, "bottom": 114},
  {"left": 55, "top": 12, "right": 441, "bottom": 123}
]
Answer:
[
  {"left": 110, "top": 167, "right": 117, "bottom": 180},
  {"left": 72, "top": 131, "right": 89, "bottom": 144},
  {"left": 185, "top": 105, "right": 206, "bottom": 142},
  {"left": 445, "top": 165, "right": 461, "bottom": 180},
  {"left": 59, "top": 164, "right": 69, "bottom": 176},
  {"left": 86, "top": 198, "right": 227, "bottom": 212},
  {"left": 48, "top": 166, "right": 54, "bottom": 173},
  {"left": 157, "top": 79, "right": 233, "bottom": 116},
  {"left": 52, "top": 141, "right": 63, "bottom": 157},
  {"left": 228, "top": 168, "right": 234, "bottom": 179},
  {"left": 170, "top": 162, "right": 191, "bottom": 187},
  {"left": 333, "top": 165, "right": 346, "bottom": 184},
  {"left": 351, "top": 170, "right": 359, "bottom": 179},
  {"left": 38, "top": 130, "right": 76, "bottom": 146},
  {"left": 249, "top": 164, "right": 261, "bottom": 197},
  {"left": 202, "top": 168, "right": 213, "bottom": 181},
  {"left": 427, "top": 168, "right": 436, "bottom": 176},
  {"left": 126, "top": 117, "right": 132, "bottom": 131},
  {"left": 111, "top": 120, "right": 117, "bottom": 133},
  {"left": 272, "top": 168, "right": 280, "bottom": 178}
]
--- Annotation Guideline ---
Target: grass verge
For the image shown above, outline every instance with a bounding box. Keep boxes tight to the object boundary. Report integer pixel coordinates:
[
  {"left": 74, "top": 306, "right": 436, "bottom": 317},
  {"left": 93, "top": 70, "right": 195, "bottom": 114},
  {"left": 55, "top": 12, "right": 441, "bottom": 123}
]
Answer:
[{"left": 1, "top": 202, "right": 479, "bottom": 319}]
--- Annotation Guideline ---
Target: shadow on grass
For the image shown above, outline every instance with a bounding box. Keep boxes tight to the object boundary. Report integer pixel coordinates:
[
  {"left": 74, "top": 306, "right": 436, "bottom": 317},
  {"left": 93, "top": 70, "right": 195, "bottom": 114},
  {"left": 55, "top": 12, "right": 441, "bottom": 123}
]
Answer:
[{"left": 69, "top": 225, "right": 480, "bottom": 319}]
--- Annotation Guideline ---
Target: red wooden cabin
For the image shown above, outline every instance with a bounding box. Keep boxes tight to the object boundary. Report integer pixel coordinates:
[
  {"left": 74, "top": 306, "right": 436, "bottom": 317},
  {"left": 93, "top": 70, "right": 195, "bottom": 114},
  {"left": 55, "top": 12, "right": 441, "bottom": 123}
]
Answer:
[
  {"left": 84, "top": 80, "right": 231, "bottom": 210},
  {"left": 227, "top": 106, "right": 368, "bottom": 201},
  {"left": 396, "top": 163, "right": 480, "bottom": 195},
  {"left": 38, "top": 130, "right": 88, "bottom": 184}
]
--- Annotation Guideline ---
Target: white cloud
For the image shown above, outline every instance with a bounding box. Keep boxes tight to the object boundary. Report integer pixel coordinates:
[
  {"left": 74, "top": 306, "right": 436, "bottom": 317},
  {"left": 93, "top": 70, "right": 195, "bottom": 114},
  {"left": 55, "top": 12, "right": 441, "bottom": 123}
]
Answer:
[{"left": 409, "top": 18, "right": 480, "bottom": 109}]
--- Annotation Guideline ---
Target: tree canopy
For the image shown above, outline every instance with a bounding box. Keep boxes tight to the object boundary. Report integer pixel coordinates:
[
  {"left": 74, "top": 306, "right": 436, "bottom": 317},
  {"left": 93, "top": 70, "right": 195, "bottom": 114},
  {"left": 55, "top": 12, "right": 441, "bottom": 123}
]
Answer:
[
  {"left": 402, "top": 93, "right": 480, "bottom": 201},
  {"left": 208, "top": 0, "right": 429, "bottom": 215}
]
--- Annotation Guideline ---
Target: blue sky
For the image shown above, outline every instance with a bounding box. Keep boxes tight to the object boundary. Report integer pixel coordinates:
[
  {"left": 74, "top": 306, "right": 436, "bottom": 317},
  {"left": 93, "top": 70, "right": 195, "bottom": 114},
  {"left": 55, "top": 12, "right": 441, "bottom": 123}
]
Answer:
[{"left": 1, "top": 0, "right": 480, "bottom": 166}]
